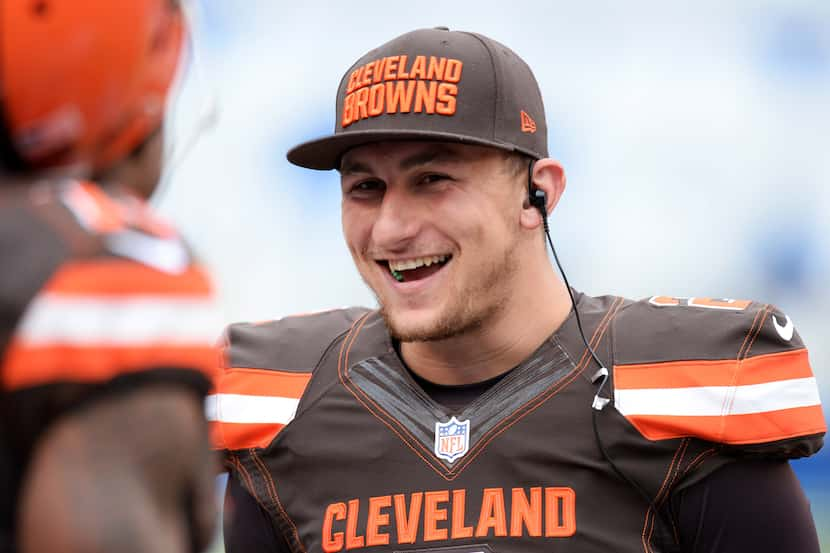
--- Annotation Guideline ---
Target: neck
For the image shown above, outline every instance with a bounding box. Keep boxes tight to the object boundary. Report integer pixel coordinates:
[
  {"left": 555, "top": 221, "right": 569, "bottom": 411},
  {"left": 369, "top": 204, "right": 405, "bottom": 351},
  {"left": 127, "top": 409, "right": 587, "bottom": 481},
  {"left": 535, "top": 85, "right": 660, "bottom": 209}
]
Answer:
[{"left": 400, "top": 261, "right": 573, "bottom": 385}]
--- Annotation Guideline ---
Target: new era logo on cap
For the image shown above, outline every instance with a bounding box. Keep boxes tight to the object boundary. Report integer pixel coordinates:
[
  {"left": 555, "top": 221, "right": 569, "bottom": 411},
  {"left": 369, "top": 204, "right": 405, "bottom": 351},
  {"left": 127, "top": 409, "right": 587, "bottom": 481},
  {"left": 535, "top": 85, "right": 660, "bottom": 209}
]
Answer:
[{"left": 520, "top": 110, "right": 537, "bottom": 133}]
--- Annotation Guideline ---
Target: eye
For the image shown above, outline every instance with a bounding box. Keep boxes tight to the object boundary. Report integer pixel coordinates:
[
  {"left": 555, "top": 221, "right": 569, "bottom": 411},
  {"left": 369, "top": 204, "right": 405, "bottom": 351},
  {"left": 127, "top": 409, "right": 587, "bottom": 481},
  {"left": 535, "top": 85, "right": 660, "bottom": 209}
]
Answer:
[
  {"left": 418, "top": 173, "right": 450, "bottom": 186},
  {"left": 345, "top": 179, "right": 384, "bottom": 198}
]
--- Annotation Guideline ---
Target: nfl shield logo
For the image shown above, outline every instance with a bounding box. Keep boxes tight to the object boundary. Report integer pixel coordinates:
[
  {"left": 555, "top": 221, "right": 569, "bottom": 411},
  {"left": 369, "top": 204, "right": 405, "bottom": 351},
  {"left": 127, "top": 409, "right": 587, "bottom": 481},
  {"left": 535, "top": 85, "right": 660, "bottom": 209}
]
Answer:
[{"left": 434, "top": 416, "right": 471, "bottom": 463}]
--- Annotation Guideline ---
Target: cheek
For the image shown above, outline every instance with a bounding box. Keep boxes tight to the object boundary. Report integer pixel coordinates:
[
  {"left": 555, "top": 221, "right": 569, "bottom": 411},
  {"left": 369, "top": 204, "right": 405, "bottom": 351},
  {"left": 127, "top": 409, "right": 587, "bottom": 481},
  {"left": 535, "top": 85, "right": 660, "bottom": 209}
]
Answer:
[{"left": 341, "top": 205, "right": 371, "bottom": 254}]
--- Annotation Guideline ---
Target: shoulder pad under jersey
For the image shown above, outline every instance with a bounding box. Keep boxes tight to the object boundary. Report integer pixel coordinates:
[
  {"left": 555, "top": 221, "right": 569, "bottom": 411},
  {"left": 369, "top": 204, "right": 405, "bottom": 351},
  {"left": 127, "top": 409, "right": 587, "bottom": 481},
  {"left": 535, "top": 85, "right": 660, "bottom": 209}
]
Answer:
[
  {"left": 1, "top": 181, "right": 219, "bottom": 393},
  {"left": 611, "top": 296, "right": 825, "bottom": 458},
  {"left": 209, "top": 307, "right": 371, "bottom": 452}
]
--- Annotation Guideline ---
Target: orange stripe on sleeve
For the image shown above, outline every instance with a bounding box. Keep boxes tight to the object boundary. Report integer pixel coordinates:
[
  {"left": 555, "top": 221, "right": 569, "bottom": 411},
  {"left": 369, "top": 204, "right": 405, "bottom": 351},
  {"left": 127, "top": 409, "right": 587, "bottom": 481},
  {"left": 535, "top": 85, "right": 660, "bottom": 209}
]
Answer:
[
  {"left": 219, "top": 368, "right": 312, "bottom": 399},
  {"left": 208, "top": 368, "right": 313, "bottom": 451},
  {"left": 43, "top": 260, "right": 212, "bottom": 296},
  {"left": 614, "top": 349, "right": 813, "bottom": 390},
  {"left": 1, "top": 341, "right": 218, "bottom": 390},
  {"left": 625, "top": 405, "right": 827, "bottom": 444},
  {"left": 210, "top": 421, "right": 288, "bottom": 451}
]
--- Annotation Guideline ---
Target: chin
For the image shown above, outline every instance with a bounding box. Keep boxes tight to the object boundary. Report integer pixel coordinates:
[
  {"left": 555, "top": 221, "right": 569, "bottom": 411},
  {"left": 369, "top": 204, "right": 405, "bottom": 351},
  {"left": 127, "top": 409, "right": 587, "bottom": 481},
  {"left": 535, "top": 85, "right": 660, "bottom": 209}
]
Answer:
[{"left": 380, "top": 303, "right": 485, "bottom": 343}]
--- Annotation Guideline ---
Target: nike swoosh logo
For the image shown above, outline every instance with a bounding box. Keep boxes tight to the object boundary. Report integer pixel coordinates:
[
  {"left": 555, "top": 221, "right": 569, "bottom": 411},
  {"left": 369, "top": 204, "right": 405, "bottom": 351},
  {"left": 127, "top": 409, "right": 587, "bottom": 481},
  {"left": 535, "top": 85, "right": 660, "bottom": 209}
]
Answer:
[{"left": 773, "top": 314, "right": 794, "bottom": 341}]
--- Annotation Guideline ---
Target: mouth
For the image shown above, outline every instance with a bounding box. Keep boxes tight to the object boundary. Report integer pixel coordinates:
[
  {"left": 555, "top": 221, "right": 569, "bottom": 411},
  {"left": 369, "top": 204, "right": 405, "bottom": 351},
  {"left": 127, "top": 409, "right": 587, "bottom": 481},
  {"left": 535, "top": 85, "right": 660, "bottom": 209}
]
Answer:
[{"left": 376, "top": 254, "right": 453, "bottom": 283}]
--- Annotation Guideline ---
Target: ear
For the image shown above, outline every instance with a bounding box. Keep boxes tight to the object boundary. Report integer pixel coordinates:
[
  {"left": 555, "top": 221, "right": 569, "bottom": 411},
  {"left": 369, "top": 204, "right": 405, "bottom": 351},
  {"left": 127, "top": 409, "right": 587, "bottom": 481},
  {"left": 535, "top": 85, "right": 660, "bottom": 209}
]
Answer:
[{"left": 519, "top": 158, "right": 566, "bottom": 230}]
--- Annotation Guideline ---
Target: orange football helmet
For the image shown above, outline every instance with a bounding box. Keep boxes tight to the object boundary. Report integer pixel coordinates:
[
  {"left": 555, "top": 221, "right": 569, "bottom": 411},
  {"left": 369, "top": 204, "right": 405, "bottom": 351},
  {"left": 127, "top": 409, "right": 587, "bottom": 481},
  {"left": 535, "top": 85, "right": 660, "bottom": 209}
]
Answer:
[{"left": 0, "top": 0, "right": 184, "bottom": 174}]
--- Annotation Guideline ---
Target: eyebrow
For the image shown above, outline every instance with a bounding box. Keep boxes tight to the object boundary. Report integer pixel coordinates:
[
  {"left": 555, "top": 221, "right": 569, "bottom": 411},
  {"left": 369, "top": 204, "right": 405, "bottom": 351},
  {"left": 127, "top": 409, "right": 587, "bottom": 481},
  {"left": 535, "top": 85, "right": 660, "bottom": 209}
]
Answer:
[
  {"left": 339, "top": 145, "right": 462, "bottom": 175},
  {"left": 339, "top": 160, "right": 372, "bottom": 175},
  {"left": 398, "top": 147, "right": 461, "bottom": 171}
]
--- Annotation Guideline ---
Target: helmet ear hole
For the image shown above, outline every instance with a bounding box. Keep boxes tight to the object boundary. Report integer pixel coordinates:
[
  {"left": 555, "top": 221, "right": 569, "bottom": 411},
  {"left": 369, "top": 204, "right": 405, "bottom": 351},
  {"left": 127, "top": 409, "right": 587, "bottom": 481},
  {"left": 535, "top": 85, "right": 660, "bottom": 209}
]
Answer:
[{"left": 32, "top": 1, "right": 48, "bottom": 17}]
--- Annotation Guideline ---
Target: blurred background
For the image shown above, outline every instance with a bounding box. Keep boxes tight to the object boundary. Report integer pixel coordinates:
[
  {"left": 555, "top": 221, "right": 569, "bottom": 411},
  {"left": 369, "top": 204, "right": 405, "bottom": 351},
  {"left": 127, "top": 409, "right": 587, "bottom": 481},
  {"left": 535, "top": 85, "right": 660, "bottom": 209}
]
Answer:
[{"left": 160, "top": 0, "right": 829, "bottom": 549}]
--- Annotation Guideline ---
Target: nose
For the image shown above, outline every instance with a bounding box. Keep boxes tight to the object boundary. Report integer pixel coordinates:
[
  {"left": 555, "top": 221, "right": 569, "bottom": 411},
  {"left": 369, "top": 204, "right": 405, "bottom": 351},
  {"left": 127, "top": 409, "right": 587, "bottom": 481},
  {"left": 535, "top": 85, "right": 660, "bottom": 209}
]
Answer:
[{"left": 371, "top": 185, "right": 420, "bottom": 251}]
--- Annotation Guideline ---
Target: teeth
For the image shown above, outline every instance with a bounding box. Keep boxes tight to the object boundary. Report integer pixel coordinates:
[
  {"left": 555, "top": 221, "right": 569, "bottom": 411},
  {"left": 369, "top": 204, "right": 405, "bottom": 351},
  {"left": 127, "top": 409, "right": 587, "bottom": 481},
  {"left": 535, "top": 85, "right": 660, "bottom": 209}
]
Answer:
[{"left": 388, "top": 255, "right": 448, "bottom": 272}]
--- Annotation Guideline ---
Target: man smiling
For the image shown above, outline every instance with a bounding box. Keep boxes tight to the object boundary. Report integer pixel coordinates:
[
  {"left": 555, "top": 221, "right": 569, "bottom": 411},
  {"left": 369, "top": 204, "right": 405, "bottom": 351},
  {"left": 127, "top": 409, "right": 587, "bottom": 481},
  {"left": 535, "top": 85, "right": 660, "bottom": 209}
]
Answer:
[{"left": 211, "top": 28, "right": 825, "bottom": 553}]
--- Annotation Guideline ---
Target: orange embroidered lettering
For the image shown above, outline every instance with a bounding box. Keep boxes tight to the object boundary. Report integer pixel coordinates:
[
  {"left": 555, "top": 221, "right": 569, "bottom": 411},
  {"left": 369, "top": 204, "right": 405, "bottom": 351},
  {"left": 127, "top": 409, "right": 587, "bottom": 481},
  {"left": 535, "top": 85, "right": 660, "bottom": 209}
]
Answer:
[
  {"left": 393, "top": 492, "right": 422, "bottom": 544},
  {"left": 397, "top": 55, "right": 410, "bottom": 79},
  {"left": 354, "top": 87, "right": 370, "bottom": 121},
  {"left": 414, "top": 80, "right": 438, "bottom": 114},
  {"left": 436, "top": 83, "right": 458, "bottom": 115},
  {"left": 423, "top": 490, "right": 449, "bottom": 541},
  {"left": 322, "top": 502, "right": 346, "bottom": 553},
  {"left": 368, "top": 83, "right": 386, "bottom": 116},
  {"left": 366, "top": 495, "right": 391, "bottom": 546},
  {"left": 450, "top": 489, "right": 474, "bottom": 539},
  {"left": 476, "top": 488, "right": 508, "bottom": 537},
  {"left": 384, "top": 56, "right": 399, "bottom": 81},
  {"left": 342, "top": 93, "right": 357, "bottom": 127},
  {"left": 511, "top": 487, "right": 542, "bottom": 537},
  {"left": 444, "top": 59, "right": 463, "bottom": 83},
  {"left": 345, "top": 499, "right": 364, "bottom": 549},
  {"left": 386, "top": 81, "right": 416, "bottom": 113},
  {"left": 426, "top": 56, "right": 447, "bottom": 80},
  {"left": 409, "top": 55, "right": 427, "bottom": 79},
  {"left": 545, "top": 487, "right": 576, "bottom": 538}
]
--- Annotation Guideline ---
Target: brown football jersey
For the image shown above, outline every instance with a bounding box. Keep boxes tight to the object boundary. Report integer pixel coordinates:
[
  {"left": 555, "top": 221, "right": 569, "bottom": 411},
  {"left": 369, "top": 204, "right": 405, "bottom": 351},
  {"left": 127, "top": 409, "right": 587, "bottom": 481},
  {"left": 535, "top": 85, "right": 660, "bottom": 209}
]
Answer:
[
  {"left": 210, "top": 294, "right": 825, "bottom": 553},
  {"left": 0, "top": 180, "right": 221, "bottom": 552}
]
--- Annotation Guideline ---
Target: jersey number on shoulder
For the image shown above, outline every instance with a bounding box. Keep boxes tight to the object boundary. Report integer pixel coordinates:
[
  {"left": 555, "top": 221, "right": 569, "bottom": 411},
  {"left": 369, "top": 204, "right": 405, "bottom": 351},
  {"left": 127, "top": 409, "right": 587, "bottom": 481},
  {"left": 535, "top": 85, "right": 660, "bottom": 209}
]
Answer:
[{"left": 649, "top": 296, "right": 751, "bottom": 311}]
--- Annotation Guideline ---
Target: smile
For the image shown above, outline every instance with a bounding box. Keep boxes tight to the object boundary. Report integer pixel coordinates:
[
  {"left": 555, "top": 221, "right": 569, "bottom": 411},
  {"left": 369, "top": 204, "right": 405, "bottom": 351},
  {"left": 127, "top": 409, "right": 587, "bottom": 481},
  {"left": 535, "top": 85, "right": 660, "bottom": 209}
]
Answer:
[{"left": 379, "top": 254, "right": 452, "bottom": 283}]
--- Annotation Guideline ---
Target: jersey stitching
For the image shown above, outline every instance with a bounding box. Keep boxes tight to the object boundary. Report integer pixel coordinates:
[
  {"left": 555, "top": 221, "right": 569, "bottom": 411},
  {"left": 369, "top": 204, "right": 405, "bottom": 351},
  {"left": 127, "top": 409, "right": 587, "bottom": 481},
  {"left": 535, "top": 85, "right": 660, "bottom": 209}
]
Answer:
[
  {"left": 726, "top": 306, "right": 770, "bottom": 429},
  {"left": 642, "top": 438, "right": 687, "bottom": 553},
  {"left": 337, "top": 313, "right": 453, "bottom": 479},
  {"left": 718, "top": 305, "right": 767, "bottom": 440},
  {"left": 742, "top": 305, "right": 771, "bottom": 360},
  {"left": 231, "top": 456, "right": 304, "bottom": 553},
  {"left": 726, "top": 306, "right": 770, "bottom": 425},
  {"left": 250, "top": 449, "right": 308, "bottom": 553},
  {"left": 736, "top": 305, "right": 765, "bottom": 360},
  {"left": 340, "top": 297, "right": 624, "bottom": 481},
  {"left": 449, "top": 297, "right": 625, "bottom": 476},
  {"left": 653, "top": 439, "right": 689, "bottom": 550},
  {"left": 681, "top": 447, "right": 718, "bottom": 478},
  {"left": 229, "top": 455, "right": 265, "bottom": 512}
]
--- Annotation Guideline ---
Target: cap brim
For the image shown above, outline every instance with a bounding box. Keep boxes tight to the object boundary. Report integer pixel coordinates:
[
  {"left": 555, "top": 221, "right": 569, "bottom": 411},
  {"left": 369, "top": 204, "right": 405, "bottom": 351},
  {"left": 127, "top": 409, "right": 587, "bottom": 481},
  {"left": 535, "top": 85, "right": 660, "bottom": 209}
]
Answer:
[{"left": 286, "top": 129, "right": 539, "bottom": 170}]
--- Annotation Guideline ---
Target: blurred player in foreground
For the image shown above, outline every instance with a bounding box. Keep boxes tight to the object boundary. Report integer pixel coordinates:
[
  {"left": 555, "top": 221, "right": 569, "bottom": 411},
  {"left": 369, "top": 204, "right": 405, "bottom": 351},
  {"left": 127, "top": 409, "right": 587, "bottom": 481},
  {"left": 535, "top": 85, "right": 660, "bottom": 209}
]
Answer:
[
  {"left": 0, "top": 1, "right": 220, "bottom": 551},
  {"left": 211, "top": 28, "right": 825, "bottom": 553}
]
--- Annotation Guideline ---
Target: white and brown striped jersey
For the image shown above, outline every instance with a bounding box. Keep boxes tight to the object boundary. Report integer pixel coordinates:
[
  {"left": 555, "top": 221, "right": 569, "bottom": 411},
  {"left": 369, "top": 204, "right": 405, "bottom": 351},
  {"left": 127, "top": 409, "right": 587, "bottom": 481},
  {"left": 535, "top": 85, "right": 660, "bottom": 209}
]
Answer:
[
  {"left": 210, "top": 294, "right": 825, "bottom": 553},
  {"left": 0, "top": 180, "right": 222, "bottom": 551}
]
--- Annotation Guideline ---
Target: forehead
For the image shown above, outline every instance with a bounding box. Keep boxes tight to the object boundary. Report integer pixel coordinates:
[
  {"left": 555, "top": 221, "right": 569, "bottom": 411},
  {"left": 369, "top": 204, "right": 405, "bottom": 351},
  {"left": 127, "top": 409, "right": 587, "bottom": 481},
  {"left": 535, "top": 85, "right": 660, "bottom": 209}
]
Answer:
[{"left": 339, "top": 141, "right": 501, "bottom": 174}]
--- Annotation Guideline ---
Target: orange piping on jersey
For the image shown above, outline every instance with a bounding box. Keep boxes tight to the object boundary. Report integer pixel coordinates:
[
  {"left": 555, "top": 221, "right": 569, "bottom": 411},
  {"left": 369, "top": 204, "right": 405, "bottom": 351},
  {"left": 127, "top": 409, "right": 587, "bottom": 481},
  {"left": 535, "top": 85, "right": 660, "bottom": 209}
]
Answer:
[
  {"left": 447, "top": 297, "right": 626, "bottom": 477},
  {"left": 614, "top": 349, "right": 813, "bottom": 389},
  {"left": 44, "top": 260, "right": 212, "bottom": 296},
  {"left": 2, "top": 342, "right": 215, "bottom": 390},
  {"left": 337, "top": 299, "right": 626, "bottom": 482},
  {"left": 250, "top": 449, "right": 307, "bottom": 553},
  {"left": 337, "top": 313, "right": 453, "bottom": 480},
  {"left": 736, "top": 304, "right": 766, "bottom": 360},
  {"left": 625, "top": 405, "right": 826, "bottom": 444},
  {"left": 642, "top": 439, "right": 688, "bottom": 553}
]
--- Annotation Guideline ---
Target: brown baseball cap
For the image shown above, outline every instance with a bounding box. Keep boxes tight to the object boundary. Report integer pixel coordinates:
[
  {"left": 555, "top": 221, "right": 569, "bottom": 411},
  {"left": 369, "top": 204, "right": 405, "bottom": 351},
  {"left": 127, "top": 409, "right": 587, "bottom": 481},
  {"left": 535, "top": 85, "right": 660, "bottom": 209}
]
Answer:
[{"left": 286, "top": 27, "right": 548, "bottom": 170}]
